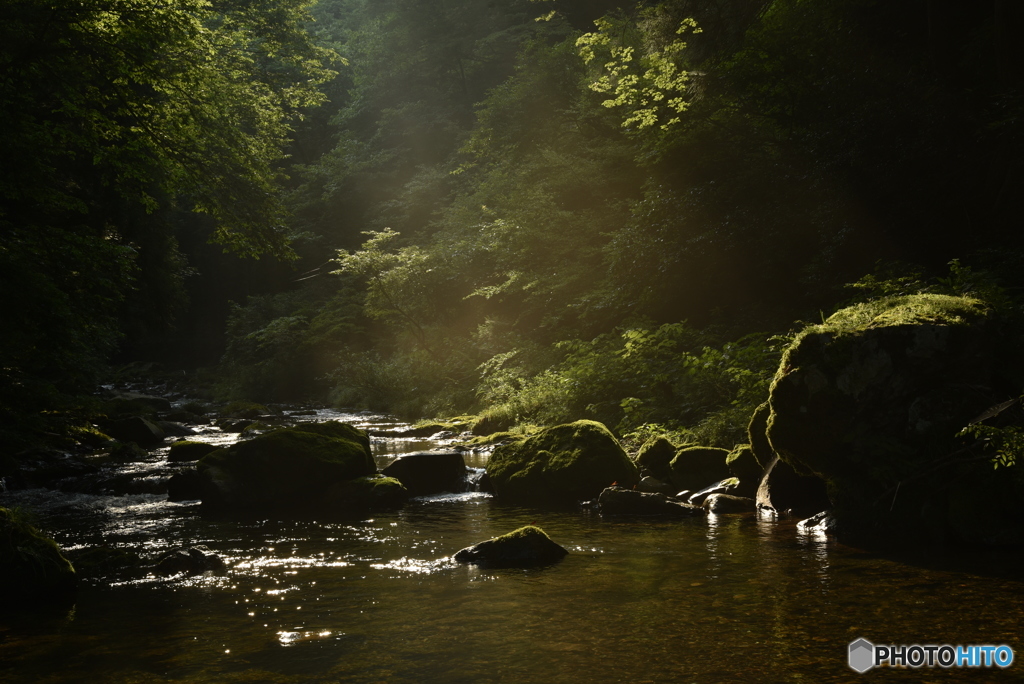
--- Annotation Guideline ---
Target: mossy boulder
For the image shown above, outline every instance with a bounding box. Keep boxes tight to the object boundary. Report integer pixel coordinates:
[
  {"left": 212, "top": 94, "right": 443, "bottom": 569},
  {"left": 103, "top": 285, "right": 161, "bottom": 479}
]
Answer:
[
  {"left": 725, "top": 444, "right": 763, "bottom": 499},
  {"left": 102, "top": 416, "right": 165, "bottom": 446},
  {"left": 747, "top": 402, "right": 773, "bottom": 468},
  {"left": 454, "top": 525, "right": 568, "bottom": 568},
  {"left": 167, "top": 440, "right": 219, "bottom": 463},
  {"left": 323, "top": 475, "right": 409, "bottom": 511},
  {"left": 767, "top": 294, "right": 1021, "bottom": 545},
  {"left": 0, "top": 507, "right": 76, "bottom": 602},
  {"left": 381, "top": 451, "right": 467, "bottom": 495},
  {"left": 634, "top": 436, "right": 676, "bottom": 481},
  {"left": 486, "top": 420, "right": 639, "bottom": 505},
  {"left": 197, "top": 422, "right": 376, "bottom": 510},
  {"left": 668, "top": 446, "right": 730, "bottom": 492}
]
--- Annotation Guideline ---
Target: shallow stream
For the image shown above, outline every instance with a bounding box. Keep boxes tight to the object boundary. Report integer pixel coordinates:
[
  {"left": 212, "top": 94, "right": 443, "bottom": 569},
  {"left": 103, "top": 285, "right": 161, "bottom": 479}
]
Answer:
[{"left": 1, "top": 410, "right": 1022, "bottom": 682}]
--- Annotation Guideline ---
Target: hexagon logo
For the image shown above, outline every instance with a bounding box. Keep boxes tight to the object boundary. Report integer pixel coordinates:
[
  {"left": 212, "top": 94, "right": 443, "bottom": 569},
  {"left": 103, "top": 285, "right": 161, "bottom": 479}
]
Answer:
[{"left": 849, "top": 638, "right": 875, "bottom": 673}]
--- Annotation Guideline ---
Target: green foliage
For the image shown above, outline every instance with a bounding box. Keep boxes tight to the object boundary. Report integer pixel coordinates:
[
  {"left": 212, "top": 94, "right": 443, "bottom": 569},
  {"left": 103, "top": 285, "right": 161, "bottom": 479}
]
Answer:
[
  {"left": 577, "top": 9, "right": 701, "bottom": 132},
  {"left": 959, "top": 424, "right": 1024, "bottom": 469}
]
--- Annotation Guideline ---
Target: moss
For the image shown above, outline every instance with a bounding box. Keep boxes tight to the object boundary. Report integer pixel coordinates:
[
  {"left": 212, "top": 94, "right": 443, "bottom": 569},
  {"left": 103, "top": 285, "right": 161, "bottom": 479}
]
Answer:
[
  {"left": 219, "top": 401, "right": 271, "bottom": 419},
  {"left": 324, "top": 475, "right": 409, "bottom": 510},
  {"left": 197, "top": 422, "right": 375, "bottom": 509},
  {"left": 0, "top": 507, "right": 76, "bottom": 601},
  {"left": 634, "top": 436, "right": 676, "bottom": 480},
  {"left": 69, "top": 425, "right": 114, "bottom": 450},
  {"left": 453, "top": 525, "right": 568, "bottom": 568},
  {"left": 486, "top": 420, "right": 639, "bottom": 505},
  {"left": 167, "top": 440, "right": 218, "bottom": 463},
  {"left": 780, "top": 294, "right": 990, "bottom": 374},
  {"left": 668, "top": 446, "right": 731, "bottom": 491}
]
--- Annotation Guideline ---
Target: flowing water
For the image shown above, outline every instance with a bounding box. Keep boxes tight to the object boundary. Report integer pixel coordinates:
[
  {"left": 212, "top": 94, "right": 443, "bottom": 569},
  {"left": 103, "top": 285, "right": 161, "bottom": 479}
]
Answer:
[{"left": 1, "top": 409, "right": 1022, "bottom": 683}]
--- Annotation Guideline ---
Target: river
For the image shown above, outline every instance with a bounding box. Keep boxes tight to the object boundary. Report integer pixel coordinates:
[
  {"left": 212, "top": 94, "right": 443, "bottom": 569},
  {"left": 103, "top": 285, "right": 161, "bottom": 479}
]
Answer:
[{"left": 1, "top": 409, "right": 1022, "bottom": 682}]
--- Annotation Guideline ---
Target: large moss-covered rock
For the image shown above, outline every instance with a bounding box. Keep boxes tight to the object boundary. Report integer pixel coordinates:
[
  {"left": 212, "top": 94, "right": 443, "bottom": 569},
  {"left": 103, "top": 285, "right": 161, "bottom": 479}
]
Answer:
[
  {"left": 767, "top": 294, "right": 1022, "bottom": 545},
  {"left": 0, "top": 507, "right": 76, "bottom": 602},
  {"left": 486, "top": 420, "right": 638, "bottom": 505},
  {"left": 725, "top": 444, "right": 763, "bottom": 499},
  {"left": 167, "top": 440, "right": 218, "bottom": 463},
  {"left": 634, "top": 436, "right": 675, "bottom": 481},
  {"left": 381, "top": 451, "right": 467, "bottom": 495},
  {"left": 668, "top": 446, "right": 730, "bottom": 492},
  {"left": 197, "top": 422, "right": 376, "bottom": 509},
  {"left": 454, "top": 526, "right": 568, "bottom": 568}
]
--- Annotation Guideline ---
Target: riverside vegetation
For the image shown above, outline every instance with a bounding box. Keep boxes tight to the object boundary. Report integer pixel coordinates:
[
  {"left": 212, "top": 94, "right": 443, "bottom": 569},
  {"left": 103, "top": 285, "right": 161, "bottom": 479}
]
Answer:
[{"left": 3, "top": 0, "right": 1024, "bottom": 603}]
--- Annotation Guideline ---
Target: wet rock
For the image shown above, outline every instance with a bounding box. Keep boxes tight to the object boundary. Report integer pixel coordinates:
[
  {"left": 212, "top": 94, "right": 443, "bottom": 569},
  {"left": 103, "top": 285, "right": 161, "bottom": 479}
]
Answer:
[
  {"left": 0, "top": 507, "right": 76, "bottom": 602},
  {"left": 2, "top": 449, "right": 99, "bottom": 490},
  {"left": 161, "top": 410, "right": 204, "bottom": 424},
  {"left": 725, "top": 445, "right": 763, "bottom": 499},
  {"left": 598, "top": 487, "right": 703, "bottom": 517},
  {"left": 454, "top": 526, "right": 568, "bottom": 568},
  {"left": 755, "top": 455, "right": 830, "bottom": 518},
  {"left": 65, "top": 546, "right": 143, "bottom": 580},
  {"left": 196, "top": 422, "right": 376, "bottom": 510},
  {"left": 635, "top": 475, "right": 674, "bottom": 495},
  {"left": 486, "top": 420, "right": 639, "bottom": 506},
  {"left": 167, "top": 440, "right": 218, "bottom": 463},
  {"left": 381, "top": 451, "right": 467, "bottom": 495},
  {"left": 108, "top": 442, "right": 148, "bottom": 462},
  {"left": 703, "top": 493, "right": 756, "bottom": 513},
  {"left": 634, "top": 437, "right": 676, "bottom": 482},
  {"left": 322, "top": 475, "right": 409, "bottom": 511},
  {"left": 154, "top": 546, "right": 225, "bottom": 576},
  {"left": 167, "top": 470, "right": 205, "bottom": 501},
  {"left": 687, "top": 478, "right": 739, "bottom": 507},
  {"left": 668, "top": 446, "right": 730, "bottom": 492},
  {"left": 107, "top": 391, "right": 173, "bottom": 414},
  {"left": 157, "top": 421, "right": 196, "bottom": 437},
  {"left": 797, "top": 510, "right": 838, "bottom": 536},
  {"left": 102, "top": 416, "right": 165, "bottom": 446}
]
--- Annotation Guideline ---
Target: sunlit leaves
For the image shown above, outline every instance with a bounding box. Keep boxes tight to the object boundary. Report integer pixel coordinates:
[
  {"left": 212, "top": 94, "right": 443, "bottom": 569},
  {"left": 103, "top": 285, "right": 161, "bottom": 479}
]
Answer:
[{"left": 577, "top": 13, "right": 700, "bottom": 131}]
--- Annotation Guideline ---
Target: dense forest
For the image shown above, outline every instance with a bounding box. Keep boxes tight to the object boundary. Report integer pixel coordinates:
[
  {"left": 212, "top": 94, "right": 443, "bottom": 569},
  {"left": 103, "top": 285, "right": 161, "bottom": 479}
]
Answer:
[{"left": 3, "top": 0, "right": 1024, "bottom": 451}]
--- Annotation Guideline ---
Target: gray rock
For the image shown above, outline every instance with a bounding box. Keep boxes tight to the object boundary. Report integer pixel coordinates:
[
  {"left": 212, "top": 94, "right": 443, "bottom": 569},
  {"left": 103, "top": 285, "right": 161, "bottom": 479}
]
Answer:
[
  {"left": 755, "top": 455, "right": 830, "bottom": 517},
  {"left": 703, "top": 493, "right": 756, "bottom": 513}
]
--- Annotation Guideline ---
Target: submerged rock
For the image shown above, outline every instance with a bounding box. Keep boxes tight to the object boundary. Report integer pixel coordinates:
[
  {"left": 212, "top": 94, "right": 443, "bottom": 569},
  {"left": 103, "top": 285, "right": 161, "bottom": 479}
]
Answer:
[
  {"left": 381, "top": 451, "right": 467, "bottom": 495},
  {"left": 454, "top": 526, "right": 568, "bottom": 568},
  {"left": 486, "top": 420, "right": 639, "bottom": 506},
  {"left": 196, "top": 422, "right": 376, "bottom": 510},
  {"left": 598, "top": 487, "right": 703, "bottom": 517},
  {"left": 0, "top": 507, "right": 76, "bottom": 602}
]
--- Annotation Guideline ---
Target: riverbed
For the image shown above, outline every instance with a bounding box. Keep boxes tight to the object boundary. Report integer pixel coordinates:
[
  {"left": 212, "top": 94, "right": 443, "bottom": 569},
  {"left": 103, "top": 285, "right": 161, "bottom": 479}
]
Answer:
[{"left": 1, "top": 410, "right": 1022, "bottom": 682}]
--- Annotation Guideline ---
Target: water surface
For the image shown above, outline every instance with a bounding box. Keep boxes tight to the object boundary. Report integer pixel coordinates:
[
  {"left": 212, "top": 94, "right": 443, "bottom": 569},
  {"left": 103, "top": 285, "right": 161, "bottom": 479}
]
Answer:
[{"left": 1, "top": 411, "right": 1021, "bottom": 683}]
